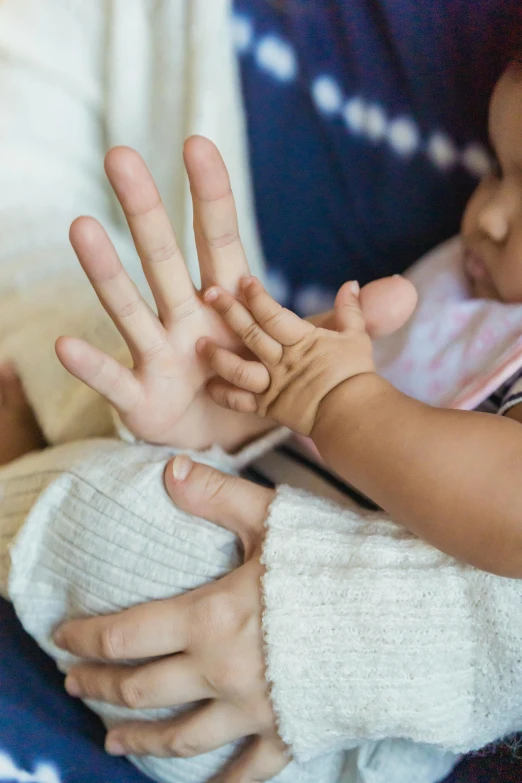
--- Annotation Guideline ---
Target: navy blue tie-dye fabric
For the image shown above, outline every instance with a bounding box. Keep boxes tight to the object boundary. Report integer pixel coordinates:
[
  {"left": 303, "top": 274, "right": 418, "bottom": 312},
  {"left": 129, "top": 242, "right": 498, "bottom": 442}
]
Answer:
[
  {"left": 234, "top": 0, "right": 521, "bottom": 314},
  {"left": 0, "top": 598, "right": 150, "bottom": 782},
  {"left": 1, "top": 1, "right": 522, "bottom": 779}
]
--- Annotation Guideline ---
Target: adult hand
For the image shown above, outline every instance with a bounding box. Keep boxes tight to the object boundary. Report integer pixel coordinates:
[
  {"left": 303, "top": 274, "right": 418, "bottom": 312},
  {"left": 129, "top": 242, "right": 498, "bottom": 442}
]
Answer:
[
  {"left": 56, "top": 137, "right": 272, "bottom": 452},
  {"left": 54, "top": 457, "right": 287, "bottom": 783},
  {"left": 56, "top": 131, "right": 416, "bottom": 453}
]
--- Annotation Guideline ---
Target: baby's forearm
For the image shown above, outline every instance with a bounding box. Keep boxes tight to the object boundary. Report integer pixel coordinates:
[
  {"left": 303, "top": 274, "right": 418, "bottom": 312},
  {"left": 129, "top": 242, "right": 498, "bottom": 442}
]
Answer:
[{"left": 312, "top": 374, "right": 522, "bottom": 577}]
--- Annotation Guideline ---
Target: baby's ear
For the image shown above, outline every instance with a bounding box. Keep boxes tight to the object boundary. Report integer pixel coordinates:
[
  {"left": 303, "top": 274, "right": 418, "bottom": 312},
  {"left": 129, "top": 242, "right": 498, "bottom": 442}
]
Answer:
[{"left": 360, "top": 275, "right": 418, "bottom": 339}]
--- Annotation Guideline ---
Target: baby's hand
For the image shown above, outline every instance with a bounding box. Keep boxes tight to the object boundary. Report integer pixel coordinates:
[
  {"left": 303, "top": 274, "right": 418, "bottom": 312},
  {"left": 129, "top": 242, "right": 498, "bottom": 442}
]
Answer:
[{"left": 199, "top": 277, "right": 376, "bottom": 435}]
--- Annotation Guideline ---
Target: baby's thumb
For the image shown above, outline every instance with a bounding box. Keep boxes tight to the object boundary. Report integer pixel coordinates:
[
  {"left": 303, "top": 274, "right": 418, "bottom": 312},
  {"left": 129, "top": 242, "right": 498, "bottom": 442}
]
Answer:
[{"left": 334, "top": 281, "right": 366, "bottom": 333}]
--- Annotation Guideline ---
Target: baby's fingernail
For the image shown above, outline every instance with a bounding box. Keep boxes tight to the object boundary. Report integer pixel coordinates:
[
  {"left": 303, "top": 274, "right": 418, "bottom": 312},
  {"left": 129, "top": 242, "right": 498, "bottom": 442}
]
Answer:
[
  {"left": 65, "top": 676, "right": 81, "bottom": 697},
  {"left": 350, "top": 280, "right": 360, "bottom": 296},
  {"left": 172, "top": 455, "right": 193, "bottom": 481},
  {"left": 106, "top": 736, "right": 126, "bottom": 756},
  {"left": 242, "top": 275, "right": 256, "bottom": 288},
  {"left": 196, "top": 337, "right": 208, "bottom": 353},
  {"left": 204, "top": 287, "right": 219, "bottom": 302}
]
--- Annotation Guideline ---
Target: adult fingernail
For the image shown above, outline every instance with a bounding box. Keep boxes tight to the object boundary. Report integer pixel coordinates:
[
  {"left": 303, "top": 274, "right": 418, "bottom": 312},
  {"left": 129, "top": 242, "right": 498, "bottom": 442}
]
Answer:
[
  {"left": 65, "top": 676, "right": 81, "bottom": 697},
  {"left": 350, "top": 280, "right": 360, "bottom": 295},
  {"left": 172, "top": 455, "right": 193, "bottom": 481},
  {"left": 106, "top": 736, "right": 126, "bottom": 756},
  {"left": 204, "top": 287, "right": 219, "bottom": 302}
]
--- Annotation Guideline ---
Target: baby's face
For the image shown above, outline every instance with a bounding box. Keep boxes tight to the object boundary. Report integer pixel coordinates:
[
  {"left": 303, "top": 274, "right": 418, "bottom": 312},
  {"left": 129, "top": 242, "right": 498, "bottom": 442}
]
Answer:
[{"left": 461, "top": 64, "right": 522, "bottom": 302}]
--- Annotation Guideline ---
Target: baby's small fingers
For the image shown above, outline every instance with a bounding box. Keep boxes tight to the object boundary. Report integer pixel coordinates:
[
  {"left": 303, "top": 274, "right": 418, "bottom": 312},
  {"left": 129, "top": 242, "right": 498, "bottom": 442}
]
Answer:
[
  {"left": 198, "top": 338, "right": 270, "bottom": 393},
  {"left": 242, "top": 277, "right": 313, "bottom": 345},
  {"left": 204, "top": 287, "right": 282, "bottom": 365},
  {"left": 334, "top": 281, "right": 367, "bottom": 334},
  {"left": 55, "top": 337, "right": 141, "bottom": 414},
  {"left": 207, "top": 378, "right": 258, "bottom": 414}
]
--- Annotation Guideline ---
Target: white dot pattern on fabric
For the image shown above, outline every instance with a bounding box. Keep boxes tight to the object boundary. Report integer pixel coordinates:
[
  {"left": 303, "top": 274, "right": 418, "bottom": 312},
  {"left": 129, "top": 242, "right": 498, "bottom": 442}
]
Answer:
[
  {"left": 232, "top": 15, "right": 253, "bottom": 53},
  {"left": 387, "top": 117, "right": 420, "bottom": 156},
  {"left": 0, "top": 753, "right": 62, "bottom": 783},
  {"left": 343, "top": 96, "right": 367, "bottom": 134},
  {"left": 427, "top": 133, "right": 458, "bottom": 169},
  {"left": 311, "top": 75, "right": 343, "bottom": 114},
  {"left": 295, "top": 285, "right": 336, "bottom": 317},
  {"left": 232, "top": 13, "right": 491, "bottom": 178},
  {"left": 365, "top": 104, "right": 387, "bottom": 142},
  {"left": 256, "top": 35, "right": 298, "bottom": 82},
  {"left": 461, "top": 143, "right": 492, "bottom": 178}
]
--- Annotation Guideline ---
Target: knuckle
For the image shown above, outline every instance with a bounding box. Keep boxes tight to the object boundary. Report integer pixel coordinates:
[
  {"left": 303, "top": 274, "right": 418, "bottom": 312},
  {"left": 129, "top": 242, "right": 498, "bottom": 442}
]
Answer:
[
  {"left": 219, "top": 298, "right": 236, "bottom": 318},
  {"left": 231, "top": 362, "right": 250, "bottom": 388},
  {"left": 145, "top": 240, "right": 180, "bottom": 265},
  {"left": 202, "top": 469, "right": 236, "bottom": 505},
  {"left": 100, "top": 625, "right": 128, "bottom": 660},
  {"left": 210, "top": 659, "right": 243, "bottom": 694},
  {"left": 226, "top": 388, "right": 241, "bottom": 411},
  {"left": 344, "top": 303, "right": 365, "bottom": 321},
  {"left": 241, "top": 322, "right": 262, "bottom": 347},
  {"left": 206, "top": 591, "right": 239, "bottom": 630},
  {"left": 167, "top": 732, "right": 204, "bottom": 758},
  {"left": 193, "top": 591, "right": 240, "bottom": 642},
  {"left": 142, "top": 339, "right": 168, "bottom": 361},
  {"left": 259, "top": 307, "right": 283, "bottom": 330},
  {"left": 206, "top": 230, "right": 239, "bottom": 250},
  {"left": 118, "top": 675, "right": 146, "bottom": 709},
  {"left": 117, "top": 298, "right": 142, "bottom": 321},
  {"left": 170, "top": 294, "right": 201, "bottom": 323}
]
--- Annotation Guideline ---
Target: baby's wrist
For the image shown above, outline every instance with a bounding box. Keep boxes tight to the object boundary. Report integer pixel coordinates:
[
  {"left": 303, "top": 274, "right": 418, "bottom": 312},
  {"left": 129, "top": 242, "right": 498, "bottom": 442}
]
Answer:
[{"left": 311, "top": 371, "right": 385, "bottom": 446}]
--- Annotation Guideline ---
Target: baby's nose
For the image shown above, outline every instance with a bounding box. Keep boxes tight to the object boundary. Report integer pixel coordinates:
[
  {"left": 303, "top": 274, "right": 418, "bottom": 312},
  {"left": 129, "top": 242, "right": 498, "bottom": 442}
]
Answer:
[{"left": 477, "top": 203, "right": 509, "bottom": 243}]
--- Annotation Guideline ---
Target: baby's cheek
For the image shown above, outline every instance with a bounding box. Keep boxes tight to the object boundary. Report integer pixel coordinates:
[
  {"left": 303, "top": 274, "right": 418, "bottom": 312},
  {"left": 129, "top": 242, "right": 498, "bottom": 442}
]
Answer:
[{"left": 501, "top": 254, "right": 522, "bottom": 302}]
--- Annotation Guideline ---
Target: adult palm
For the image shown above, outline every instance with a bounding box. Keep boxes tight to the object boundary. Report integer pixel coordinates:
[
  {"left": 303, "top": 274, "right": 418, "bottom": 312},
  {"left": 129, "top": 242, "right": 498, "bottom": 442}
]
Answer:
[{"left": 56, "top": 137, "right": 268, "bottom": 450}]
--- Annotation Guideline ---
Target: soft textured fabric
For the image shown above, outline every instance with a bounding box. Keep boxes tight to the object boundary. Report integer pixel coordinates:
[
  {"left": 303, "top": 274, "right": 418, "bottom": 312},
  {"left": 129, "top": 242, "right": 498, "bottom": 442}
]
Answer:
[
  {"left": 0, "top": 439, "right": 457, "bottom": 783},
  {"left": 374, "top": 237, "right": 522, "bottom": 411},
  {"left": 261, "top": 487, "right": 522, "bottom": 761}
]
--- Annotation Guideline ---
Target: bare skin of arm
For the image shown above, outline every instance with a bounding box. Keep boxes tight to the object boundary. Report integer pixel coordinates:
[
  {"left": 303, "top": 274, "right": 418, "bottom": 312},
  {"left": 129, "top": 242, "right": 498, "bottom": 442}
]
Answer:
[
  {"left": 202, "top": 276, "right": 522, "bottom": 578},
  {"left": 314, "top": 373, "right": 522, "bottom": 577}
]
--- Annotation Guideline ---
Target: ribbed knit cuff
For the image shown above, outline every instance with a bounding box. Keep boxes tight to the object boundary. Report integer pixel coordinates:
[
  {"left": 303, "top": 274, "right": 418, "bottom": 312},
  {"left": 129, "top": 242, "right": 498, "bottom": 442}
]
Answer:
[{"left": 260, "top": 486, "right": 522, "bottom": 762}]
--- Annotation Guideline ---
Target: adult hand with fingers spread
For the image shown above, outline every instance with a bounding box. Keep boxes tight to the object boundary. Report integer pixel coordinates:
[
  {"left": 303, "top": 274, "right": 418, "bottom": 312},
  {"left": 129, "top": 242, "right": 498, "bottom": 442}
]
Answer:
[
  {"left": 55, "top": 137, "right": 272, "bottom": 452},
  {"left": 55, "top": 137, "right": 416, "bottom": 452},
  {"left": 54, "top": 457, "right": 288, "bottom": 783}
]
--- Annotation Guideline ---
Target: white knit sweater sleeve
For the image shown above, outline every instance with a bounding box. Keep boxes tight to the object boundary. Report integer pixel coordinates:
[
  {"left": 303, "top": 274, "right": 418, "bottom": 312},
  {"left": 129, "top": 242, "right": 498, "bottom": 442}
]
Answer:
[
  {"left": 261, "top": 486, "right": 522, "bottom": 762},
  {"left": 0, "top": 0, "right": 140, "bottom": 443}
]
